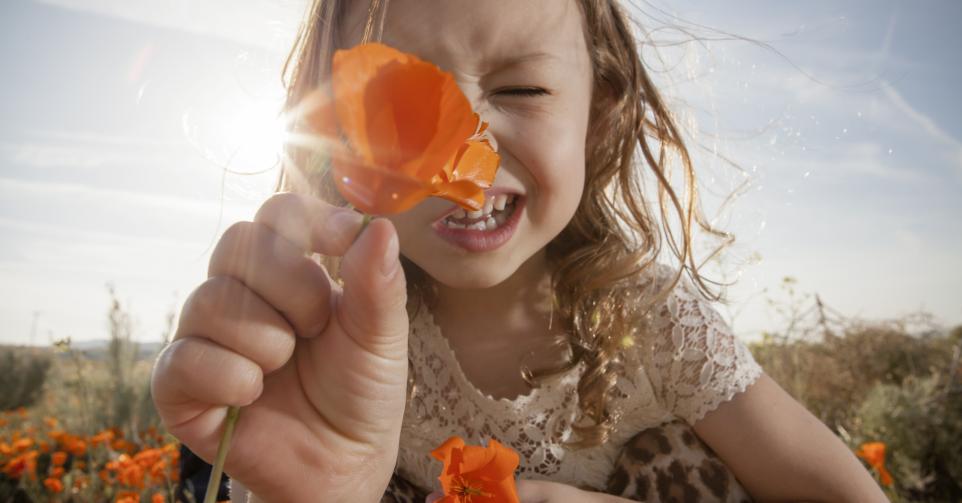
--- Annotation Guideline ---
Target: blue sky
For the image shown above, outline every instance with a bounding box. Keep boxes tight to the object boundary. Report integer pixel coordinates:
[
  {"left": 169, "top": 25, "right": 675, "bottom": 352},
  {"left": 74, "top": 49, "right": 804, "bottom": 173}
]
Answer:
[{"left": 1, "top": 0, "right": 959, "bottom": 345}]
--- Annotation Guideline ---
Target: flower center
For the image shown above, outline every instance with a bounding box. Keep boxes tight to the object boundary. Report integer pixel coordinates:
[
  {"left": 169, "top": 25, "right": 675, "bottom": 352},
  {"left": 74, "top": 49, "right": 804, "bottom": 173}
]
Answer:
[{"left": 451, "top": 475, "right": 492, "bottom": 501}]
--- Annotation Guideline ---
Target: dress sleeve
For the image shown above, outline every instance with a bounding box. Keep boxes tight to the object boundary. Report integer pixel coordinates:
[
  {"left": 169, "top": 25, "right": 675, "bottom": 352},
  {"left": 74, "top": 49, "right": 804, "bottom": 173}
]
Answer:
[{"left": 637, "top": 267, "right": 765, "bottom": 427}]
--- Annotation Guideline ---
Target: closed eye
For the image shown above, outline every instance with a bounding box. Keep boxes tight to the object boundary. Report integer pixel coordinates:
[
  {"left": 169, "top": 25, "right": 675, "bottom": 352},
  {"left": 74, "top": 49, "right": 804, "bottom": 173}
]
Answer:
[{"left": 495, "top": 87, "right": 549, "bottom": 97}]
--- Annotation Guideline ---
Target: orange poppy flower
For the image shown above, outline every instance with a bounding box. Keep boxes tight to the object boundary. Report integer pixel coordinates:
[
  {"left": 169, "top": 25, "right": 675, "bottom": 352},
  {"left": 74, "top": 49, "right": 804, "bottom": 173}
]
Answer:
[
  {"left": 115, "top": 491, "right": 140, "bottom": 503},
  {"left": 51, "top": 450, "right": 67, "bottom": 466},
  {"left": 43, "top": 476, "right": 64, "bottom": 493},
  {"left": 431, "top": 436, "right": 520, "bottom": 503},
  {"left": 856, "top": 441, "right": 894, "bottom": 487},
  {"left": 301, "top": 42, "right": 500, "bottom": 215}
]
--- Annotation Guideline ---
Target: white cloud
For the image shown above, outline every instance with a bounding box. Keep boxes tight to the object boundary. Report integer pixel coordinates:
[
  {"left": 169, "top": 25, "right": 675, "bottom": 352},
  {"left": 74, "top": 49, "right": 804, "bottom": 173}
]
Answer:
[
  {"left": 32, "top": 0, "right": 308, "bottom": 53},
  {"left": 880, "top": 81, "right": 962, "bottom": 183}
]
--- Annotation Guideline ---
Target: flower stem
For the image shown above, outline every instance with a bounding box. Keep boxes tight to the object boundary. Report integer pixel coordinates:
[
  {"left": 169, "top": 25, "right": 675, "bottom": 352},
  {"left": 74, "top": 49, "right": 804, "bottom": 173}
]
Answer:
[
  {"left": 203, "top": 405, "right": 241, "bottom": 503},
  {"left": 200, "top": 210, "right": 371, "bottom": 503}
]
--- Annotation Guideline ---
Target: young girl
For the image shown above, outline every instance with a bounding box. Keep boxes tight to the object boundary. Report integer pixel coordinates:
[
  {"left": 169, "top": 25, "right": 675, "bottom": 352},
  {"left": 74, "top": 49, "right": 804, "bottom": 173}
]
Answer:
[{"left": 151, "top": 0, "right": 889, "bottom": 501}]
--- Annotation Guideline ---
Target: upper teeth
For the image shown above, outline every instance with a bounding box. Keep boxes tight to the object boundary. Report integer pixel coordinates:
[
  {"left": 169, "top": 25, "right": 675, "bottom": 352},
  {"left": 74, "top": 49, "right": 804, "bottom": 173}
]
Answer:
[
  {"left": 443, "top": 194, "right": 516, "bottom": 230},
  {"left": 461, "top": 194, "right": 513, "bottom": 218}
]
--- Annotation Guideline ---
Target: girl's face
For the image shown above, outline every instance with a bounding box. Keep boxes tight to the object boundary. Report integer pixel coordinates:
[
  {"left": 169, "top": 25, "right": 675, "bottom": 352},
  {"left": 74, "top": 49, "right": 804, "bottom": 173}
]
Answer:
[{"left": 343, "top": 0, "right": 593, "bottom": 289}]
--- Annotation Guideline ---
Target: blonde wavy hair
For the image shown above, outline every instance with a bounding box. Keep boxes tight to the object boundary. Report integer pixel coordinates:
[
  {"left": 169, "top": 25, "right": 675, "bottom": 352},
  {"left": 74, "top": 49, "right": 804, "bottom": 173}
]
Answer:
[{"left": 276, "top": 0, "right": 735, "bottom": 448}]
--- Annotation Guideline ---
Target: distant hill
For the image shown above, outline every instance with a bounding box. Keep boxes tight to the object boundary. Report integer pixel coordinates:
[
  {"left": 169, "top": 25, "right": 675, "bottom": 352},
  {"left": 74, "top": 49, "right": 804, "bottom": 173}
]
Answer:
[
  {"left": 70, "top": 339, "right": 166, "bottom": 361},
  {"left": 0, "top": 340, "right": 166, "bottom": 361}
]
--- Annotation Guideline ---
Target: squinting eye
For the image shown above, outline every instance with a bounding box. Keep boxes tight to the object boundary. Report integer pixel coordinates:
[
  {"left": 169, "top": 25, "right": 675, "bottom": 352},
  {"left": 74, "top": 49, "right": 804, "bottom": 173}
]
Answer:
[{"left": 495, "top": 87, "right": 549, "bottom": 97}]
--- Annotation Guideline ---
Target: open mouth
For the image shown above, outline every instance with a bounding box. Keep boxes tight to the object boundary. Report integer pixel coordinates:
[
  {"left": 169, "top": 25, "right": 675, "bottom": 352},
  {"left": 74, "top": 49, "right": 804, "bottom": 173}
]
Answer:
[
  {"left": 439, "top": 193, "right": 519, "bottom": 231},
  {"left": 432, "top": 192, "right": 524, "bottom": 253}
]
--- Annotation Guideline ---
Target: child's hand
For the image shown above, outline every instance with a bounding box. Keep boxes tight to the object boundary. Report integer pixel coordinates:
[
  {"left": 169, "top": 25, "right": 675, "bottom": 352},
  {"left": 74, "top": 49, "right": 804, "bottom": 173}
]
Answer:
[{"left": 150, "top": 192, "right": 409, "bottom": 503}]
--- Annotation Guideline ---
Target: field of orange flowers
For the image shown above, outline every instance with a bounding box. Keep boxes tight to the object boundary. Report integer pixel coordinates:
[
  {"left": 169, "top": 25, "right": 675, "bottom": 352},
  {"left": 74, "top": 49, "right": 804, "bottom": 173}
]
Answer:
[{"left": 0, "top": 407, "right": 181, "bottom": 502}]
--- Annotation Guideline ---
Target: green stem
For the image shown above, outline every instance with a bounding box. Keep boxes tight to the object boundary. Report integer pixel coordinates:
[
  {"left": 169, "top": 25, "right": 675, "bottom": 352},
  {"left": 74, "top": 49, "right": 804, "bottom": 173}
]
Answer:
[
  {"left": 200, "top": 210, "right": 370, "bottom": 503},
  {"left": 203, "top": 405, "right": 241, "bottom": 503},
  {"left": 360, "top": 213, "right": 373, "bottom": 233}
]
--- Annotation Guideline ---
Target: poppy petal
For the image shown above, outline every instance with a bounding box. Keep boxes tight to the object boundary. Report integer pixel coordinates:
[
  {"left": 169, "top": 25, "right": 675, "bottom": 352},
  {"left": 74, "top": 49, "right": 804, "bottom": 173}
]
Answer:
[
  {"left": 458, "top": 444, "right": 496, "bottom": 475},
  {"left": 431, "top": 436, "right": 466, "bottom": 463},
  {"left": 332, "top": 156, "right": 431, "bottom": 214},
  {"left": 332, "top": 43, "right": 476, "bottom": 181},
  {"left": 431, "top": 179, "right": 486, "bottom": 211},
  {"left": 449, "top": 139, "right": 499, "bottom": 187},
  {"left": 470, "top": 440, "right": 520, "bottom": 482}
]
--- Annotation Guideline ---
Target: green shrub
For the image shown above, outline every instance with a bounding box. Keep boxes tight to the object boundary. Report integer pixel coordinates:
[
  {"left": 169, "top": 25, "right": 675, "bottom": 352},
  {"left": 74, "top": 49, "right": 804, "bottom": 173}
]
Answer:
[{"left": 0, "top": 347, "right": 51, "bottom": 411}]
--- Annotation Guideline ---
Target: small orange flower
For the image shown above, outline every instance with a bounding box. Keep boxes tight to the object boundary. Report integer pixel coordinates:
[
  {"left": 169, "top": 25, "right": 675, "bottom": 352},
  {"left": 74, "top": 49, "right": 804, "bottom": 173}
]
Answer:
[
  {"left": 431, "top": 436, "right": 520, "bottom": 503},
  {"left": 12, "top": 438, "right": 33, "bottom": 452},
  {"left": 151, "top": 492, "right": 165, "bottom": 503},
  {"left": 302, "top": 42, "right": 500, "bottom": 215},
  {"left": 51, "top": 450, "right": 68, "bottom": 466},
  {"left": 43, "top": 476, "right": 64, "bottom": 493},
  {"left": 4, "top": 450, "right": 38, "bottom": 479},
  {"left": 115, "top": 491, "right": 140, "bottom": 503},
  {"left": 91, "top": 429, "right": 116, "bottom": 446},
  {"left": 856, "top": 441, "right": 894, "bottom": 487},
  {"left": 66, "top": 437, "right": 87, "bottom": 456},
  {"left": 49, "top": 466, "right": 65, "bottom": 478}
]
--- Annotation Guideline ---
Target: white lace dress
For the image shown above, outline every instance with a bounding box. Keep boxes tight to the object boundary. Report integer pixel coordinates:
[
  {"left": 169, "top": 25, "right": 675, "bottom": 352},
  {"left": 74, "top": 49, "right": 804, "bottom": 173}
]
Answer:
[{"left": 397, "top": 263, "right": 765, "bottom": 492}]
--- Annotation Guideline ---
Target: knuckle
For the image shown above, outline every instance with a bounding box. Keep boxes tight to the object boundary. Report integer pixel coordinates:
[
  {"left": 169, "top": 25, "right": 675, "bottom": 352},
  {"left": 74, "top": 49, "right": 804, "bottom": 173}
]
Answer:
[
  {"left": 286, "top": 264, "right": 333, "bottom": 335},
  {"left": 259, "top": 337, "right": 294, "bottom": 374},
  {"left": 210, "top": 221, "right": 258, "bottom": 276},
  {"left": 167, "top": 337, "right": 208, "bottom": 378},
  {"left": 256, "top": 192, "right": 302, "bottom": 224},
  {"left": 220, "top": 220, "right": 255, "bottom": 250},
  {"left": 182, "top": 276, "right": 241, "bottom": 322},
  {"left": 238, "top": 362, "right": 263, "bottom": 401}
]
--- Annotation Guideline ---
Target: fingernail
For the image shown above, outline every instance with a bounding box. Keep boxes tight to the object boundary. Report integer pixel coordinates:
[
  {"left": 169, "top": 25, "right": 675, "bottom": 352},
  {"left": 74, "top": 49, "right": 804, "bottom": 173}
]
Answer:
[
  {"left": 381, "top": 228, "right": 400, "bottom": 277},
  {"left": 329, "top": 209, "right": 362, "bottom": 242}
]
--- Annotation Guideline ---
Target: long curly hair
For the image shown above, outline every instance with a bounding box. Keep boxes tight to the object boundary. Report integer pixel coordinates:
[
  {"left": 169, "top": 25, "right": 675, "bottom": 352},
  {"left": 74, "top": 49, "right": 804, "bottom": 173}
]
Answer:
[{"left": 275, "top": 0, "right": 735, "bottom": 449}]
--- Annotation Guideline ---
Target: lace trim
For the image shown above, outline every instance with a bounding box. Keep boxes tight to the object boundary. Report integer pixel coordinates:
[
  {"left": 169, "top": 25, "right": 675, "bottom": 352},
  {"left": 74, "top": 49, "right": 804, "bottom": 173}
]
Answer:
[{"left": 641, "top": 267, "right": 765, "bottom": 426}]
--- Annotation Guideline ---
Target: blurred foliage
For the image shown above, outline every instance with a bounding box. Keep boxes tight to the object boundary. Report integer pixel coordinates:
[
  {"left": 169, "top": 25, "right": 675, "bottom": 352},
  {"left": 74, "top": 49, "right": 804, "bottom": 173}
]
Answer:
[
  {"left": 748, "top": 276, "right": 962, "bottom": 501},
  {"left": 1, "top": 285, "right": 178, "bottom": 502},
  {"left": 0, "top": 348, "right": 52, "bottom": 412}
]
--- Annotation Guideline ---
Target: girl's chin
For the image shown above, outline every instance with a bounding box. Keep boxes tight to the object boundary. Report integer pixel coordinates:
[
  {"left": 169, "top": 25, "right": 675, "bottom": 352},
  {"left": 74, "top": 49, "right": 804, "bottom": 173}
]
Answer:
[{"left": 412, "top": 259, "right": 522, "bottom": 290}]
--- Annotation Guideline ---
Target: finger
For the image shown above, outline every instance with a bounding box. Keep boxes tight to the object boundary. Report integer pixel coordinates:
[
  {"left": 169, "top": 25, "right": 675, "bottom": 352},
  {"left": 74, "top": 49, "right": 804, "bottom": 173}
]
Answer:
[
  {"left": 254, "top": 191, "right": 364, "bottom": 255},
  {"left": 208, "top": 221, "right": 335, "bottom": 338},
  {"left": 425, "top": 492, "right": 443, "bottom": 503},
  {"left": 336, "top": 218, "right": 408, "bottom": 359},
  {"left": 176, "top": 276, "right": 295, "bottom": 374},
  {"left": 151, "top": 337, "right": 263, "bottom": 427}
]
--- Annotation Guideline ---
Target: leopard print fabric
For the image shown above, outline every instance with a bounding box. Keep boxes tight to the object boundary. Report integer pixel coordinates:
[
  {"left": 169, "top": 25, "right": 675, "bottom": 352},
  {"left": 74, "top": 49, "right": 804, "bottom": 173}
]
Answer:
[
  {"left": 380, "top": 420, "right": 752, "bottom": 502},
  {"left": 381, "top": 470, "right": 430, "bottom": 503},
  {"left": 606, "top": 420, "right": 752, "bottom": 502}
]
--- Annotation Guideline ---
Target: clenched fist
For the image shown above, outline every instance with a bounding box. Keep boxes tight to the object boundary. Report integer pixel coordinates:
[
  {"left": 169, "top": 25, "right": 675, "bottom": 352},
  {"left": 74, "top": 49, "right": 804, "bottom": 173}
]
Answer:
[{"left": 151, "top": 192, "right": 409, "bottom": 502}]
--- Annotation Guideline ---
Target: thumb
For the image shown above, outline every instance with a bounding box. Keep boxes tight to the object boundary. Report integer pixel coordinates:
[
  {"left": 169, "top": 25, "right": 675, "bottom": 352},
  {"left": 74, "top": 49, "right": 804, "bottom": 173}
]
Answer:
[{"left": 337, "top": 217, "right": 409, "bottom": 360}]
